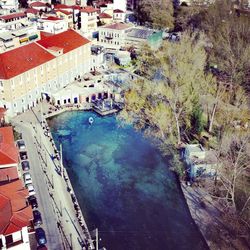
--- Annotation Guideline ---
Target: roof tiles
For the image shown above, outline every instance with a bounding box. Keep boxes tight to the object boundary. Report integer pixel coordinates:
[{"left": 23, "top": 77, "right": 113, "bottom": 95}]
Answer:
[
  {"left": 37, "top": 29, "right": 90, "bottom": 54},
  {"left": 0, "top": 43, "right": 55, "bottom": 79}
]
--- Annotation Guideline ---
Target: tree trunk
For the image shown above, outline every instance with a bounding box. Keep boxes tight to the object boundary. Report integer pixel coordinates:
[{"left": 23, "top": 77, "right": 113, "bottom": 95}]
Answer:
[
  {"left": 174, "top": 113, "right": 181, "bottom": 145},
  {"left": 208, "top": 103, "right": 217, "bottom": 133}
]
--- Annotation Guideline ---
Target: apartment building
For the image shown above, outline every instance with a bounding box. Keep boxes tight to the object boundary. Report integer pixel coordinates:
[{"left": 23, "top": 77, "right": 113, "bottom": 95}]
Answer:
[
  {"left": 0, "top": 12, "right": 28, "bottom": 30},
  {"left": 98, "top": 23, "right": 133, "bottom": 49},
  {"left": 0, "top": 0, "right": 19, "bottom": 10},
  {"left": 0, "top": 30, "right": 91, "bottom": 117},
  {"left": 37, "top": 16, "right": 68, "bottom": 34},
  {"left": 0, "top": 180, "right": 33, "bottom": 250},
  {"left": 80, "top": 6, "right": 98, "bottom": 38}
]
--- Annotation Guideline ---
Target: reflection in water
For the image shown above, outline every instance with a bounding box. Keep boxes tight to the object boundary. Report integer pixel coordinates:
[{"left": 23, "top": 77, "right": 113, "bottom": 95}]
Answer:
[{"left": 49, "top": 111, "right": 208, "bottom": 250}]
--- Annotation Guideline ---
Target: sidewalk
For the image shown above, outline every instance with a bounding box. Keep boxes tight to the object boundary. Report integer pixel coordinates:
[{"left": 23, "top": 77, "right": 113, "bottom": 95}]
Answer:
[{"left": 12, "top": 102, "right": 95, "bottom": 250}]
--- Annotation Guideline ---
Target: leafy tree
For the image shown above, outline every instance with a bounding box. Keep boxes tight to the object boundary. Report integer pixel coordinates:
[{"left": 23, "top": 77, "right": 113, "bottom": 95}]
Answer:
[
  {"left": 119, "top": 32, "right": 210, "bottom": 146},
  {"left": 135, "top": 0, "right": 174, "bottom": 29},
  {"left": 191, "top": 102, "right": 204, "bottom": 135}
]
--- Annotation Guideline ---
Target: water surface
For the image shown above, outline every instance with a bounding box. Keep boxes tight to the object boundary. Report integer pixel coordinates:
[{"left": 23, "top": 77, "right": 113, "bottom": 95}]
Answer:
[{"left": 49, "top": 111, "right": 207, "bottom": 250}]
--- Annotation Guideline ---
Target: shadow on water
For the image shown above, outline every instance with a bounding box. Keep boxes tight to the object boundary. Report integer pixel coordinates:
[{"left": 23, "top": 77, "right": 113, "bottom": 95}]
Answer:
[{"left": 49, "top": 111, "right": 209, "bottom": 250}]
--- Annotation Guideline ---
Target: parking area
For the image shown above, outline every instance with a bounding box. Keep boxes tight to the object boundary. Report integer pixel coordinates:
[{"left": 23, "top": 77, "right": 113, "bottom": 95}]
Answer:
[{"left": 16, "top": 139, "right": 49, "bottom": 250}]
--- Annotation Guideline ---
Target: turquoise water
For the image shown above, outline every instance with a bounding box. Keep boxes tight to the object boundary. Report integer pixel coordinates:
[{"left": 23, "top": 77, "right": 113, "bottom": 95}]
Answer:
[{"left": 49, "top": 111, "right": 208, "bottom": 250}]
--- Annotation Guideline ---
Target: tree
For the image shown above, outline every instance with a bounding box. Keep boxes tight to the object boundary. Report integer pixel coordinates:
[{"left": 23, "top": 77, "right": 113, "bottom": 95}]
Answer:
[
  {"left": 119, "top": 32, "right": 210, "bottom": 146},
  {"left": 212, "top": 132, "right": 250, "bottom": 235},
  {"left": 135, "top": 0, "right": 174, "bottom": 29}
]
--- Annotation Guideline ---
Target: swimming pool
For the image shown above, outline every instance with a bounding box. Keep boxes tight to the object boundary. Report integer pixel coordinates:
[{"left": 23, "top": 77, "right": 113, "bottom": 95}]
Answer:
[{"left": 48, "top": 111, "right": 207, "bottom": 250}]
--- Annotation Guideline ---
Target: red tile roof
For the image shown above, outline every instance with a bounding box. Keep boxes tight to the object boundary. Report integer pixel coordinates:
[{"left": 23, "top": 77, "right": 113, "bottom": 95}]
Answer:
[
  {"left": 0, "top": 180, "right": 32, "bottom": 235},
  {"left": 37, "top": 29, "right": 91, "bottom": 54},
  {"left": 103, "top": 22, "right": 131, "bottom": 30},
  {"left": 0, "top": 12, "right": 26, "bottom": 21},
  {"left": 114, "top": 9, "right": 125, "bottom": 13},
  {"left": 0, "top": 167, "right": 18, "bottom": 183},
  {"left": 25, "top": 8, "right": 39, "bottom": 14},
  {"left": 30, "top": 1, "right": 47, "bottom": 7},
  {"left": 56, "top": 9, "right": 72, "bottom": 15},
  {"left": 99, "top": 12, "right": 112, "bottom": 18},
  {"left": 0, "top": 43, "right": 55, "bottom": 80},
  {"left": 0, "top": 107, "right": 6, "bottom": 120},
  {"left": 54, "top": 4, "right": 70, "bottom": 9},
  {"left": 0, "top": 127, "right": 18, "bottom": 166},
  {"left": 40, "top": 31, "right": 54, "bottom": 40},
  {"left": 81, "top": 6, "right": 98, "bottom": 13},
  {"left": 42, "top": 16, "right": 62, "bottom": 21}
]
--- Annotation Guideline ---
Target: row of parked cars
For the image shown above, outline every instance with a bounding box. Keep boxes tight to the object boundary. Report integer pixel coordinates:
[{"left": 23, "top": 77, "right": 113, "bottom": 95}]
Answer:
[{"left": 16, "top": 139, "right": 47, "bottom": 248}]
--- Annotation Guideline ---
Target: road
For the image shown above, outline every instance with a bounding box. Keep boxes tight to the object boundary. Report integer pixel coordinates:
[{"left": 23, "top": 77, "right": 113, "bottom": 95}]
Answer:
[
  {"left": 12, "top": 104, "right": 95, "bottom": 250},
  {"left": 16, "top": 122, "right": 64, "bottom": 250}
]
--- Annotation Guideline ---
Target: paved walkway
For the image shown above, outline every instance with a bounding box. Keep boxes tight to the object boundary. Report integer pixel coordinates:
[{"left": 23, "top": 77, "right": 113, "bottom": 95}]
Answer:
[{"left": 12, "top": 102, "right": 95, "bottom": 250}]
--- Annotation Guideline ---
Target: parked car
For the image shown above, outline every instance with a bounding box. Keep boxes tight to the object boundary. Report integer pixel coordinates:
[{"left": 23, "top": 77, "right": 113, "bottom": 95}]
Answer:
[
  {"left": 28, "top": 195, "right": 38, "bottom": 209},
  {"left": 23, "top": 173, "right": 32, "bottom": 185},
  {"left": 35, "top": 228, "right": 47, "bottom": 246},
  {"left": 37, "top": 245, "right": 47, "bottom": 250},
  {"left": 33, "top": 210, "right": 43, "bottom": 226},
  {"left": 20, "top": 151, "right": 28, "bottom": 160},
  {"left": 21, "top": 160, "right": 30, "bottom": 171},
  {"left": 17, "top": 140, "right": 26, "bottom": 150},
  {"left": 27, "top": 184, "right": 36, "bottom": 196}
]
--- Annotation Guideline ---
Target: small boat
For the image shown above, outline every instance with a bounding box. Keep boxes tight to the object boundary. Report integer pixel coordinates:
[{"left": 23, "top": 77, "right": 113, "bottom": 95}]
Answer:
[{"left": 88, "top": 117, "right": 94, "bottom": 125}]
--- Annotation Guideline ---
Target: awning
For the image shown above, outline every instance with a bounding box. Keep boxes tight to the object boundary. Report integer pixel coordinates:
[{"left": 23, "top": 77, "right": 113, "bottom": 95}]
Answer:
[
  {"left": 0, "top": 33, "right": 14, "bottom": 41},
  {"left": 4, "top": 41, "right": 14, "bottom": 48},
  {"left": 12, "top": 30, "right": 27, "bottom": 37},
  {"left": 20, "top": 37, "right": 28, "bottom": 43},
  {"left": 29, "top": 34, "right": 38, "bottom": 40}
]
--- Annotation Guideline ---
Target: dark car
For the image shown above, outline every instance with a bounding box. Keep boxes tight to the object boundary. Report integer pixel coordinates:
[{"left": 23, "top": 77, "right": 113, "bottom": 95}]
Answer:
[
  {"left": 35, "top": 228, "right": 47, "bottom": 246},
  {"left": 37, "top": 245, "right": 47, "bottom": 250},
  {"left": 17, "top": 140, "right": 25, "bottom": 150},
  {"left": 21, "top": 160, "right": 30, "bottom": 171},
  {"left": 33, "top": 210, "right": 43, "bottom": 226},
  {"left": 28, "top": 196, "right": 38, "bottom": 209},
  {"left": 19, "top": 151, "right": 28, "bottom": 160}
]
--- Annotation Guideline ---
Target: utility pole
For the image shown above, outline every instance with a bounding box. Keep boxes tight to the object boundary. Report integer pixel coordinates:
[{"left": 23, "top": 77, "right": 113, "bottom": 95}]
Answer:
[
  {"left": 96, "top": 228, "right": 98, "bottom": 250},
  {"left": 60, "top": 143, "right": 63, "bottom": 176}
]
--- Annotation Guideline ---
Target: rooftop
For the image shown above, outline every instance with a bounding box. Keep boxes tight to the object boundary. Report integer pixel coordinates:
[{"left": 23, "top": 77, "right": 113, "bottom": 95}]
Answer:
[
  {"left": 126, "top": 28, "right": 155, "bottom": 39},
  {"left": 37, "top": 29, "right": 90, "bottom": 54},
  {"left": 0, "top": 180, "right": 33, "bottom": 235},
  {"left": 113, "top": 9, "right": 125, "bottom": 13},
  {"left": 0, "top": 167, "right": 18, "bottom": 183},
  {"left": 102, "top": 22, "right": 132, "bottom": 30},
  {"left": 30, "top": 1, "right": 47, "bottom": 7},
  {"left": 0, "top": 43, "right": 55, "bottom": 79},
  {"left": 81, "top": 6, "right": 99, "bottom": 13},
  {"left": 0, "top": 127, "right": 19, "bottom": 165},
  {"left": 99, "top": 12, "right": 112, "bottom": 19},
  {"left": 0, "top": 12, "right": 27, "bottom": 21}
]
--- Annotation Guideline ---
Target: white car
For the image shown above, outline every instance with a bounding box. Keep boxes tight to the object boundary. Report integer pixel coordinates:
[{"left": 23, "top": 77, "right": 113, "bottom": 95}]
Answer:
[
  {"left": 23, "top": 173, "right": 32, "bottom": 185},
  {"left": 27, "top": 184, "right": 36, "bottom": 196}
]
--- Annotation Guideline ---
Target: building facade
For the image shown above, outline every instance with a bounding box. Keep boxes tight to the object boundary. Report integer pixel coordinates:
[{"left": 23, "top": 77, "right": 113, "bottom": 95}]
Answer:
[
  {"left": 98, "top": 23, "right": 132, "bottom": 49},
  {"left": 0, "top": 30, "right": 91, "bottom": 117}
]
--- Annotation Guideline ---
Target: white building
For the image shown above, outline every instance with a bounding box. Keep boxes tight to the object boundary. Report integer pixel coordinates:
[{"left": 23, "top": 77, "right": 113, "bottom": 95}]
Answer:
[
  {"left": 90, "top": 45, "right": 105, "bottom": 71},
  {"left": 98, "top": 22, "right": 133, "bottom": 49},
  {"left": 113, "top": 9, "right": 126, "bottom": 23},
  {"left": 0, "top": 12, "right": 28, "bottom": 31},
  {"left": 37, "top": 16, "right": 68, "bottom": 34},
  {"left": 0, "top": 30, "right": 91, "bottom": 117},
  {"left": 0, "top": 0, "right": 19, "bottom": 10},
  {"left": 80, "top": 6, "right": 98, "bottom": 38}
]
